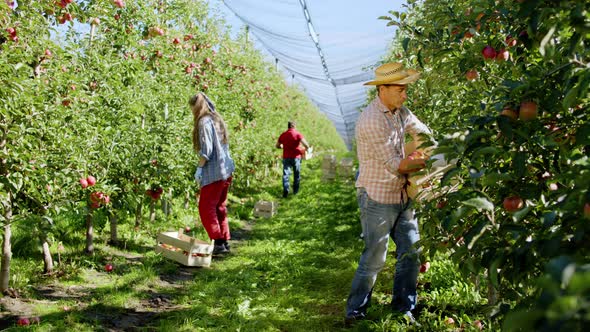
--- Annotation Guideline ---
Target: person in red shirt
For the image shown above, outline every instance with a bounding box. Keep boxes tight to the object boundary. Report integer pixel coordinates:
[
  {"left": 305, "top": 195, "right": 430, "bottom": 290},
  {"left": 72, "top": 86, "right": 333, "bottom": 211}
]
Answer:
[{"left": 276, "top": 121, "right": 311, "bottom": 198}]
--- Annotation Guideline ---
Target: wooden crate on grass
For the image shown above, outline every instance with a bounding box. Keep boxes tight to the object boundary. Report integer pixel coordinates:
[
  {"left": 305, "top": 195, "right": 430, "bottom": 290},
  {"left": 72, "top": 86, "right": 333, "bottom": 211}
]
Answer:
[
  {"left": 155, "top": 229, "right": 214, "bottom": 267},
  {"left": 321, "top": 155, "right": 337, "bottom": 181},
  {"left": 337, "top": 157, "right": 355, "bottom": 178},
  {"left": 254, "top": 200, "right": 277, "bottom": 218}
]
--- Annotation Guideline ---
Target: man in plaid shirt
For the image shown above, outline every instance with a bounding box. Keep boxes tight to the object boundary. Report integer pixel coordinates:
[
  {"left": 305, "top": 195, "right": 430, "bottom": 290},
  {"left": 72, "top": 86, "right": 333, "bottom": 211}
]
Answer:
[{"left": 345, "top": 62, "right": 433, "bottom": 326}]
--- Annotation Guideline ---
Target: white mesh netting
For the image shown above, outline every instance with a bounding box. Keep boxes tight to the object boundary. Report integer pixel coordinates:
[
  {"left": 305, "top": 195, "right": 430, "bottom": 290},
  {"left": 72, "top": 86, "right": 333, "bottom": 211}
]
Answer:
[{"left": 214, "top": 0, "right": 404, "bottom": 148}]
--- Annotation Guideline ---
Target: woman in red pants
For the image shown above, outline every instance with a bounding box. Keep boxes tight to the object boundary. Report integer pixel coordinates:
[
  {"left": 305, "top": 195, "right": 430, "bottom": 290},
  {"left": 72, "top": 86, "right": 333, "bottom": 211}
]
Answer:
[{"left": 189, "top": 92, "right": 235, "bottom": 255}]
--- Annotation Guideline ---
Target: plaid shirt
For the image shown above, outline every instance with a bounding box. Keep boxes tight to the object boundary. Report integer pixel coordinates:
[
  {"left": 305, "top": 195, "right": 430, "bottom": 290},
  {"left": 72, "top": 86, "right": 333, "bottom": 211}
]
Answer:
[
  {"left": 355, "top": 98, "right": 432, "bottom": 204},
  {"left": 197, "top": 116, "right": 235, "bottom": 187}
]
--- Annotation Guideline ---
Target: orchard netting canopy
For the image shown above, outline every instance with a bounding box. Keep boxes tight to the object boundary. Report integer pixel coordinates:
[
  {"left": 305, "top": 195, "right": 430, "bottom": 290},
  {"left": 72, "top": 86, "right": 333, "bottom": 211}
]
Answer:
[{"left": 212, "top": 0, "right": 405, "bottom": 149}]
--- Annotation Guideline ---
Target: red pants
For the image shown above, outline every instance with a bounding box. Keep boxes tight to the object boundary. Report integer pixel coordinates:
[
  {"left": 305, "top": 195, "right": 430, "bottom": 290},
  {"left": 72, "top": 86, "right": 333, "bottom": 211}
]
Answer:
[{"left": 198, "top": 177, "right": 232, "bottom": 241}]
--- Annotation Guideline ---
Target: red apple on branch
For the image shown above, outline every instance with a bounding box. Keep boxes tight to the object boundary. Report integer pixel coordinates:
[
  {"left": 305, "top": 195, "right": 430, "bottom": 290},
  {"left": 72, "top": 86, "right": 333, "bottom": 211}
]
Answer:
[
  {"left": 519, "top": 101, "right": 538, "bottom": 121},
  {"left": 87, "top": 175, "right": 96, "bottom": 186},
  {"left": 79, "top": 178, "right": 89, "bottom": 188},
  {"left": 481, "top": 46, "right": 496, "bottom": 60},
  {"left": 495, "top": 48, "right": 509, "bottom": 61},
  {"left": 503, "top": 196, "right": 523, "bottom": 212}
]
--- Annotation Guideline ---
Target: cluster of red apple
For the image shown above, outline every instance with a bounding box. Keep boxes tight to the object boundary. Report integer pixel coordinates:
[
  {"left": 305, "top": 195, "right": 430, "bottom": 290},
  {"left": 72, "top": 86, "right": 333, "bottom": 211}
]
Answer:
[
  {"left": 146, "top": 187, "right": 164, "bottom": 200},
  {"left": 5, "top": 27, "right": 18, "bottom": 42},
  {"left": 79, "top": 175, "right": 96, "bottom": 188},
  {"left": 89, "top": 191, "right": 110, "bottom": 209},
  {"left": 500, "top": 101, "right": 538, "bottom": 121},
  {"left": 57, "top": 0, "right": 73, "bottom": 9},
  {"left": 481, "top": 45, "right": 510, "bottom": 61},
  {"left": 148, "top": 26, "right": 165, "bottom": 38}
]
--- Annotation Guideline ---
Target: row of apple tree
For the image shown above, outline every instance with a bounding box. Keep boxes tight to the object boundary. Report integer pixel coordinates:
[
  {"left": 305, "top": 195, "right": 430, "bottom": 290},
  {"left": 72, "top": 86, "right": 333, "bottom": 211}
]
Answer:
[
  {"left": 0, "top": 0, "right": 345, "bottom": 292},
  {"left": 380, "top": 0, "right": 589, "bottom": 329}
]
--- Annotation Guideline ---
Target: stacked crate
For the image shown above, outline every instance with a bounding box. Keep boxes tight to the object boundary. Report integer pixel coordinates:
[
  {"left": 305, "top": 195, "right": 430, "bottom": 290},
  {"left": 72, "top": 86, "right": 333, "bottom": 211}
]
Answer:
[
  {"left": 321, "top": 154, "right": 337, "bottom": 182},
  {"left": 338, "top": 157, "right": 355, "bottom": 179}
]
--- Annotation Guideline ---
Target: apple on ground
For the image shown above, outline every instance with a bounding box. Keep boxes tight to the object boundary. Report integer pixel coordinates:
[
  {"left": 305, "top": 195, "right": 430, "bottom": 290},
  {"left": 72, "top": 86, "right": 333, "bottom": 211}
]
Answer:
[
  {"left": 16, "top": 317, "right": 30, "bottom": 326},
  {"left": 185, "top": 226, "right": 191, "bottom": 233},
  {"left": 444, "top": 317, "right": 455, "bottom": 325},
  {"left": 105, "top": 263, "right": 114, "bottom": 272}
]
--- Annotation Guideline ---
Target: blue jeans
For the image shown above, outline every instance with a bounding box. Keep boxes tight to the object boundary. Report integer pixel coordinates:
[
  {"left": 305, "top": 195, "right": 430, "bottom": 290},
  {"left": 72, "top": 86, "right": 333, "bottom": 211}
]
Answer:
[
  {"left": 346, "top": 188, "right": 420, "bottom": 316},
  {"left": 282, "top": 158, "right": 301, "bottom": 194}
]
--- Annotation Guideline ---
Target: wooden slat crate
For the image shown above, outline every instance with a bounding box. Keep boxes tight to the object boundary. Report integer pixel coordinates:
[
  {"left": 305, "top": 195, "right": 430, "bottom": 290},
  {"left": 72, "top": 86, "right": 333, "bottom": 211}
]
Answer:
[
  {"left": 321, "top": 155, "right": 337, "bottom": 181},
  {"left": 254, "top": 200, "right": 277, "bottom": 218},
  {"left": 337, "top": 157, "right": 355, "bottom": 178},
  {"left": 155, "top": 229, "right": 214, "bottom": 267},
  {"left": 407, "top": 154, "right": 458, "bottom": 202}
]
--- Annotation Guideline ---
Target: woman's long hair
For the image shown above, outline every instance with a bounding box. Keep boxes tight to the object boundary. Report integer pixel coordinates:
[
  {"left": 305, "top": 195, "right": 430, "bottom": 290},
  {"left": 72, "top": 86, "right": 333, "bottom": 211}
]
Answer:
[{"left": 189, "top": 93, "right": 229, "bottom": 153}]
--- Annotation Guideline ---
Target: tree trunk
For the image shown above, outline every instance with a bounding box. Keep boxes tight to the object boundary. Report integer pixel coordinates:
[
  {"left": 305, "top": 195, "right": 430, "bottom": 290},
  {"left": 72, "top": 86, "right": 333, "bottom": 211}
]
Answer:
[
  {"left": 1, "top": 193, "right": 13, "bottom": 293},
  {"left": 85, "top": 210, "right": 94, "bottom": 254},
  {"left": 162, "top": 199, "right": 169, "bottom": 218},
  {"left": 134, "top": 203, "right": 142, "bottom": 231},
  {"left": 487, "top": 279, "right": 498, "bottom": 306},
  {"left": 41, "top": 235, "right": 53, "bottom": 274},
  {"left": 149, "top": 199, "right": 156, "bottom": 222},
  {"left": 184, "top": 191, "right": 190, "bottom": 209},
  {"left": 163, "top": 188, "right": 173, "bottom": 217},
  {"left": 109, "top": 211, "right": 118, "bottom": 246}
]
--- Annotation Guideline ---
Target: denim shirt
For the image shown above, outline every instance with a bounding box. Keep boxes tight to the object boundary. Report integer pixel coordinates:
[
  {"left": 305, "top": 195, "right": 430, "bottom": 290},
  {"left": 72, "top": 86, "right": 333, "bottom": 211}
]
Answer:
[{"left": 196, "top": 116, "right": 235, "bottom": 186}]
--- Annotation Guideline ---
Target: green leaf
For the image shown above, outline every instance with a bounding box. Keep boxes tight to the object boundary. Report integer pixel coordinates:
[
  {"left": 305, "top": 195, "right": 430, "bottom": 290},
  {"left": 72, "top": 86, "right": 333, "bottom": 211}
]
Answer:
[
  {"left": 465, "top": 219, "right": 490, "bottom": 249},
  {"left": 575, "top": 123, "right": 590, "bottom": 145},
  {"left": 441, "top": 167, "right": 461, "bottom": 186},
  {"left": 539, "top": 26, "right": 556, "bottom": 57},
  {"left": 513, "top": 152, "right": 526, "bottom": 178},
  {"left": 402, "top": 37, "right": 410, "bottom": 52},
  {"left": 482, "top": 172, "right": 513, "bottom": 186},
  {"left": 562, "top": 85, "right": 578, "bottom": 109},
  {"left": 462, "top": 197, "right": 494, "bottom": 211},
  {"left": 489, "top": 258, "right": 502, "bottom": 288},
  {"left": 472, "top": 146, "right": 501, "bottom": 160}
]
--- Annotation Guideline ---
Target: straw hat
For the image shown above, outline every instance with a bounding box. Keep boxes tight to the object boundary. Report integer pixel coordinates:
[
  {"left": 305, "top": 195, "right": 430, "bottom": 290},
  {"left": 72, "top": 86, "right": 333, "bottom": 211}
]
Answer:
[{"left": 364, "top": 62, "right": 421, "bottom": 86}]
